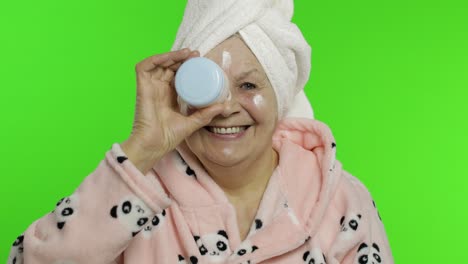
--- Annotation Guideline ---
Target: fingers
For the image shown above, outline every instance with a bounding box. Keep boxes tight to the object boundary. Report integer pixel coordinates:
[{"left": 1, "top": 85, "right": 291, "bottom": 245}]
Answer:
[
  {"left": 135, "top": 49, "right": 200, "bottom": 104},
  {"left": 185, "top": 103, "right": 225, "bottom": 133},
  {"left": 164, "top": 51, "right": 200, "bottom": 83},
  {"left": 136, "top": 48, "right": 191, "bottom": 73},
  {"left": 161, "top": 68, "right": 175, "bottom": 83},
  {"left": 137, "top": 50, "right": 200, "bottom": 82},
  {"left": 168, "top": 50, "right": 200, "bottom": 71}
]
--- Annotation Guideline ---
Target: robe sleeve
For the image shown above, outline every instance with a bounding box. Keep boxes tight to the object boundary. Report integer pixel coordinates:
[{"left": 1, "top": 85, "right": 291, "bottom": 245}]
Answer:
[
  {"left": 339, "top": 170, "right": 395, "bottom": 264},
  {"left": 7, "top": 143, "right": 171, "bottom": 264}
]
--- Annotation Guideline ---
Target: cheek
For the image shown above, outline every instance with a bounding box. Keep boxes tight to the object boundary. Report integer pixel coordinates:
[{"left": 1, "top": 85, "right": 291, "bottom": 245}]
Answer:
[
  {"left": 242, "top": 93, "right": 277, "bottom": 123},
  {"left": 185, "top": 128, "right": 202, "bottom": 145},
  {"left": 252, "top": 94, "right": 266, "bottom": 108},
  {"left": 184, "top": 131, "right": 205, "bottom": 158}
]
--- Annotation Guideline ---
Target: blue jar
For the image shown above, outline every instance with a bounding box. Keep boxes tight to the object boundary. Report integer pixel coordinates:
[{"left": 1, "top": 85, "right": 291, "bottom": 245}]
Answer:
[{"left": 175, "top": 57, "right": 230, "bottom": 108}]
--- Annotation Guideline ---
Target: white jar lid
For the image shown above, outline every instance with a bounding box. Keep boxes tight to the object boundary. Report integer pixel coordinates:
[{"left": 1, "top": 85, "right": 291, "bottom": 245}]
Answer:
[{"left": 175, "top": 57, "right": 226, "bottom": 107}]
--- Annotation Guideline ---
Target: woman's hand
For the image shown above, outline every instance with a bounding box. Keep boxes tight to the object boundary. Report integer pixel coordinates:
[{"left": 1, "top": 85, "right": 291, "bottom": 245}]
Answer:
[{"left": 121, "top": 48, "right": 224, "bottom": 174}]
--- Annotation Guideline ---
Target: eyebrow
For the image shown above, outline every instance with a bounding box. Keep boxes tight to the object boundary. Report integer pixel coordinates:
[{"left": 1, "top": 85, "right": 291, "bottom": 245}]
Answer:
[{"left": 234, "top": 68, "right": 260, "bottom": 82}]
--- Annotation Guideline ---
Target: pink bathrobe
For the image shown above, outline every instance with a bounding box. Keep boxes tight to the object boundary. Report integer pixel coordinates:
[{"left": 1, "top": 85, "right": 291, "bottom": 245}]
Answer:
[{"left": 8, "top": 118, "right": 394, "bottom": 264}]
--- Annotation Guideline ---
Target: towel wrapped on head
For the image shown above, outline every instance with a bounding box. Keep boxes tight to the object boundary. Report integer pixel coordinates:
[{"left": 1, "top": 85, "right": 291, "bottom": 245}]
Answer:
[{"left": 171, "top": 0, "right": 314, "bottom": 119}]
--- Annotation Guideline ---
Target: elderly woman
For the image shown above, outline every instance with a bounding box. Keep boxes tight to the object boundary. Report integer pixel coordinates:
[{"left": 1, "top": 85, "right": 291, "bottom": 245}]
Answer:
[{"left": 8, "top": 1, "right": 393, "bottom": 264}]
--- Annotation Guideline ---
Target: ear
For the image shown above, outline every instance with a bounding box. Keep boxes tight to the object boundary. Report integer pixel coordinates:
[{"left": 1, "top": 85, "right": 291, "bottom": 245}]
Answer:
[
  {"left": 117, "top": 156, "right": 128, "bottom": 163},
  {"left": 358, "top": 243, "right": 368, "bottom": 252},
  {"left": 340, "top": 216, "right": 345, "bottom": 225},
  {"left": 372, "top": 243, "right": 380, "bottom": 252},
  {"left": 218, "top": 230, "right": 228, "bottom": 239},
  {"left": 255, "top": 219, "right": 263, "bottom": 229},
  {"left": 194, "top": 235, "right": 200, "bottom": 242},
  {"left": 303, "top": 251, "right": 310, "bottom": 261},
  {"left": 189, "top": 256, "right": 198, "bottom": 264},
  {"left": 13, "top": 235, "right": 24, "bottom": 246},
  {"left": 56, "top": 197, "right": 65, "bottom": 207},
  {"left": 110, "top": 205, "right": 118, "bottom": 218}
]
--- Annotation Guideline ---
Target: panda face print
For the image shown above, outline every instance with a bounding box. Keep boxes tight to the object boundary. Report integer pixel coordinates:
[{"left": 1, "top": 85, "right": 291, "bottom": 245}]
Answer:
[
  {"left": 178, "top": 254, "right": 199, "bottom": 264},
  {"left": 235, "top": 240, "right": 258, "bottom": 257},
  {"left": 194, "top": 230, "right": 230, "bottom": 262},
  {"left": 142, "top": 209, "right": 167, "bottom": 238},
  {"left": 356, "top": 243, "right": 382, "bottom": 264},
  {"left": 110, "top": 196, "right": 152, "bottom": 237},
  {"left": 302, "top": 248, "right": 327, "bottom": 264},
  {"left": 340, "top": 213, "right": 362, "bottom": 232},
  {"left": 228, "top": 240, "right": 258, "bottom": 264},
  {"left": 53, "top": 194, "right": 79, "bottom": 230},
  {"left": 8, "top": 234, "right": 24, "bottom": 264}
]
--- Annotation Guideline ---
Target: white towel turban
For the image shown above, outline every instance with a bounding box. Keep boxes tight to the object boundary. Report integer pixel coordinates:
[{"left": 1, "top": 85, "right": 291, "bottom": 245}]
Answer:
[{"left": 171, "top": 0, "right": 314, "bottom": 119}]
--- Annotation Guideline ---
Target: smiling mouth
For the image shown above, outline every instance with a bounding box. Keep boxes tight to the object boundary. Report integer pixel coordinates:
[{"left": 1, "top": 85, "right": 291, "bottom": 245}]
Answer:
[{"left": 204, "top": 125, "right": 250, "bottom": 135}]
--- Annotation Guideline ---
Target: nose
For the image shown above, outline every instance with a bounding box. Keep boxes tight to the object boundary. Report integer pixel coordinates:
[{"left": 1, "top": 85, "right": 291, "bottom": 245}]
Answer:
[{"left": 219, "top": 93, "right": 240, "bottom": 118}]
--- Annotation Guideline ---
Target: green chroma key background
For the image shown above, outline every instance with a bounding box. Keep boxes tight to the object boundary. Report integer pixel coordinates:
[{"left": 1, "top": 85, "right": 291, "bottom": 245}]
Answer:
[{"left": 1, "top": 1, "right": 467, "bottom": 262}]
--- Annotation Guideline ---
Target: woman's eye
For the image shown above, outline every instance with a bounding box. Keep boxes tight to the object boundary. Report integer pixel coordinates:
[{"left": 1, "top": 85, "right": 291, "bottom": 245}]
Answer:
[{"left": 240, "top": 82, "right": 256, "bottom": 90}]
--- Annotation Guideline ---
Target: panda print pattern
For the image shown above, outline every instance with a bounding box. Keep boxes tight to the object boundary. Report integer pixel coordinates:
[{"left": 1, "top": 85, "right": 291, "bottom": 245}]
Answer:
[
  {"left": 302, "top": 247, "right": 327, "bottom": 264},
  {"left": 253, "top": 219, "right": 263, "bottom": 230},
  {"left": 247, "top": 218, "right": 263, "bottom": 237},
  {"left": 194, "top": 230, "right": 230, "bottom": 262},
  {"left": 355, "top": 243, "right": 382, "bottom": 264},
  {"left": 142, "top": 209, "right": 167, "bottom": 239},
  {"left": 53, "top": 194, "right": 79, "bottom": 230},
  {"left": 185, "top": 164, "right": 196, "bottom": 177},
  {"left": 7, "top": 234, "right": 24, "bottom": 264},
  {"left": 177, "top": 254, "right": 199, "bottom": 264},
  {"left": 340, "top": 213, "right": 362, "bottom": 232},
  {"left": 110, "top": 196, "right": 153, "bottom": 237},
  {"left": 230, "top": 240, "right": 258, "bottom": 264},
  {"left": 174, "top": 152, "right": 197, "bottom": 178},
  {"left": 372, "top": 200, "right": 382, "bottom": 221}
]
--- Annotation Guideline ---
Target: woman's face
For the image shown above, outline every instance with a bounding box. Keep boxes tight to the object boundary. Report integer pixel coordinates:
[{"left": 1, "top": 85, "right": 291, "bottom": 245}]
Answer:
[{"left": 184, "top": 35, "right": 278, "bottom": 167}]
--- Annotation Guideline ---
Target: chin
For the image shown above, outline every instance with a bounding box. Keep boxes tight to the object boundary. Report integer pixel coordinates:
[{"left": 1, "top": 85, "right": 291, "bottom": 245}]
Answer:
[{"left": 202, "top": 147, "right": 247, "bottom": 168}]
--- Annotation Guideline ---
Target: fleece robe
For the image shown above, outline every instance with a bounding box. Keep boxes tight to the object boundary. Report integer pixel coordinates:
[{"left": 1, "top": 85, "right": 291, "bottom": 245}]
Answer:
[{"left": 8, "top": 117, "right": 393, "bottom": 264}]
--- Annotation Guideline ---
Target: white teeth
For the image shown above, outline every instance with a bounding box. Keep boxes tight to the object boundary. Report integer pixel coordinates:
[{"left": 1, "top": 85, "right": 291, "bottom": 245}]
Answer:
[{"left": 210, "top": 126, "right": 246, "bottom": 134}]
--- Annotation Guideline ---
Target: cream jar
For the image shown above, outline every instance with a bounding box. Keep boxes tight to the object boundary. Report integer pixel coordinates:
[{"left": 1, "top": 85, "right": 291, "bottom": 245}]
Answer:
[{"left": 175, "top": 57, "right": 230, "bottom": 108}]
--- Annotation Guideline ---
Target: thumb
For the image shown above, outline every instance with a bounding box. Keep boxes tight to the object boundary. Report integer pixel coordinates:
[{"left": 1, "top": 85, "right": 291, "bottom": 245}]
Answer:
[{"left": 185, "top": 103, "right": 225, "bottom": 133}]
